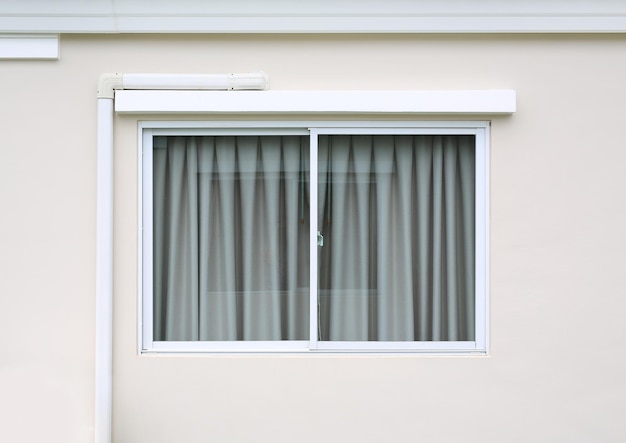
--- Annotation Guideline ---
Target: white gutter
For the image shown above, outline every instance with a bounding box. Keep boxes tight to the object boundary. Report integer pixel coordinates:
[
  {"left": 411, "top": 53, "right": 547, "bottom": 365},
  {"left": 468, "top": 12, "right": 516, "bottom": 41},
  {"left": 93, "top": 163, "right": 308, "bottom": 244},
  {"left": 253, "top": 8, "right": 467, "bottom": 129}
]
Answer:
[
  {"left": 97, "top": 72, "right": 269, "bottom": 98},
  {"left": 94, "top": 71, "right": 268, "bottom": 443}
]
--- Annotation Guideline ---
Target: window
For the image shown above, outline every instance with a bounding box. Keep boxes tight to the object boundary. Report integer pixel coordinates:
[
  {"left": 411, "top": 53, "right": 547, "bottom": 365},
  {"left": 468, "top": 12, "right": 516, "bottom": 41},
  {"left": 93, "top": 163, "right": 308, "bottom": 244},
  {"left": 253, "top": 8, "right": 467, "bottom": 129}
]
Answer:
[{"left": 141, "top": 121, "right": 488, "bottom": 353}]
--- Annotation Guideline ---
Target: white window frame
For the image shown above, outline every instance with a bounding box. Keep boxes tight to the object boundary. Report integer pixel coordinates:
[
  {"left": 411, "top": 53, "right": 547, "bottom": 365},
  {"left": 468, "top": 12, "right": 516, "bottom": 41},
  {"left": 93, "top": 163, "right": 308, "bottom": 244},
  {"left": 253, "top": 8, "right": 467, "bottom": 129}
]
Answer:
[{"left": 140, "top": 120, "right": 489, "bottom": 355}]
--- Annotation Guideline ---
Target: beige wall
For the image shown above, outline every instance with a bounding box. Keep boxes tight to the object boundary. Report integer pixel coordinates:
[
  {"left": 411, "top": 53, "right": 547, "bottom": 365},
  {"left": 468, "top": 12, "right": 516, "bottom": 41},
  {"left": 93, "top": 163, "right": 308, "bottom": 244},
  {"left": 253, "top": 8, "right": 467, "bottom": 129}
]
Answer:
[{"left": 1, "top": 34, "right": 625, "bottom": 442}]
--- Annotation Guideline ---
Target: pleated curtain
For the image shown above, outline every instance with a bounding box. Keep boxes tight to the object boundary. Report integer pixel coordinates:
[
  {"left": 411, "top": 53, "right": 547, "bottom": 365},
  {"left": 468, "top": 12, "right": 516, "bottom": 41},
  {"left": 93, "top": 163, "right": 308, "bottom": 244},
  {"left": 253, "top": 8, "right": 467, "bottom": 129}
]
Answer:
[
  {"left": 317, "top": 135, "right": 475, "bottom": 341},
  {"left": 153, "top": 134, "right": 475, "bottom": 342},
  {"left": 153, "top": 135, "right": 310, "bottom": 341}
]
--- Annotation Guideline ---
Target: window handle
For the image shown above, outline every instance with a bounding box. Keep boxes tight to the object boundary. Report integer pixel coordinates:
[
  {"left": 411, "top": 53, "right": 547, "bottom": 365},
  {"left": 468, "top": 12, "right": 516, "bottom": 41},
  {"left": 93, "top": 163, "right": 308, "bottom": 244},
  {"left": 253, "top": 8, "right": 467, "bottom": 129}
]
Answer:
[{"left": 317, "top": 231, "right": 324, "bottom": 247}]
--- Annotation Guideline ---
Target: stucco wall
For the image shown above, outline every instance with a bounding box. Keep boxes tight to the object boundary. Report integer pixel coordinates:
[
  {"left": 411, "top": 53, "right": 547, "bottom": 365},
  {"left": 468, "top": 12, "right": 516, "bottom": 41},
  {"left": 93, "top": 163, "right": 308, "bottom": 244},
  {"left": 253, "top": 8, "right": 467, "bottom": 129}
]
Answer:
[{"left": 1, "top": 34, "right": 625, "bottom": 442}]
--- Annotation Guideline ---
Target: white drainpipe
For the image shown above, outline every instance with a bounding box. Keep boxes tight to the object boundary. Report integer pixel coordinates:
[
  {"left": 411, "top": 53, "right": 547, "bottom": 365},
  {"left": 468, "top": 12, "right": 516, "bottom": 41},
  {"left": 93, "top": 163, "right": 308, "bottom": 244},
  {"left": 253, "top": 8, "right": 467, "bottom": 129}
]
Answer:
[{"left": 94, "top": 72, "right": 268, "bottom": 443}]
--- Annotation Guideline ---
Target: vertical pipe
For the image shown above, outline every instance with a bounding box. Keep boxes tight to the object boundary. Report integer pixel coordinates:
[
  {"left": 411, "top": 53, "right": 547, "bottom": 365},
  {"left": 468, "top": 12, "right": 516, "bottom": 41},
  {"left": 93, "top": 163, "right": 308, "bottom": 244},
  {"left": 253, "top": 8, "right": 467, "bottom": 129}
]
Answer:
[{"left": 95, "top": 97, "right": 114, "bottom": 443}]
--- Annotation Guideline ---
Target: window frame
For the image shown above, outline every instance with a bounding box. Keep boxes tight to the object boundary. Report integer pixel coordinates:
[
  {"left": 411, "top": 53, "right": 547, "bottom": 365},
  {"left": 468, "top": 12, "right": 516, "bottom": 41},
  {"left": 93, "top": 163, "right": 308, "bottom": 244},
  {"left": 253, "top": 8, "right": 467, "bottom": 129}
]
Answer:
[{"left": 139, "top": 120, "right": 489, "bottom": 355}]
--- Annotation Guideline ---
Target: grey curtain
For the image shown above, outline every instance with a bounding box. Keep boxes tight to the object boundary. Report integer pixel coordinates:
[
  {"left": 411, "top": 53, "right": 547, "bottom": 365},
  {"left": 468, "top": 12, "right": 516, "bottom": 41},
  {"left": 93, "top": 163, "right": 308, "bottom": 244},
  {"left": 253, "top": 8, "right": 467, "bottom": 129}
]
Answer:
[
  {"left": 153, "top": 134, "right": 475, "bottom": 342},
  {"left": 317, "top": 135, "right": 475, "bottom": 341},
  {"left": 153, "top": 135, "right": 310, "bottom": 340}
]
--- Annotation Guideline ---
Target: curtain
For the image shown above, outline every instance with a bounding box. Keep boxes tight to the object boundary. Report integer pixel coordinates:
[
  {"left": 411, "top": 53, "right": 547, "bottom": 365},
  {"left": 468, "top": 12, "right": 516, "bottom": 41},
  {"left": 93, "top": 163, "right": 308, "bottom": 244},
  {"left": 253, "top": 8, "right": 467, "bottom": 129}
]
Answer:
[
  {"left": 153, "top": 133, "right": 475, "bottom": 342},
  {"left": 153, "top": 135, "right": 310, "bottom": 340},
  {"left": 317, "top": 135, "right": 475, "bottom": 341}
]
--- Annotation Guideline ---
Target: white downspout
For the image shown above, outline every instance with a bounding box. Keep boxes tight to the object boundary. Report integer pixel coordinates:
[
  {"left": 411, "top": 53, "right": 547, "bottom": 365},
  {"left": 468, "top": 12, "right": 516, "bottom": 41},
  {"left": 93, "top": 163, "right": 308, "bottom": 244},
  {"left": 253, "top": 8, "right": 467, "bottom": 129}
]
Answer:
[
  {"left": 95, "top": 73, "right": 121, "bottom": 443},
  {"left": 94, "top": 71, "right": 268, "bottom": 443}
]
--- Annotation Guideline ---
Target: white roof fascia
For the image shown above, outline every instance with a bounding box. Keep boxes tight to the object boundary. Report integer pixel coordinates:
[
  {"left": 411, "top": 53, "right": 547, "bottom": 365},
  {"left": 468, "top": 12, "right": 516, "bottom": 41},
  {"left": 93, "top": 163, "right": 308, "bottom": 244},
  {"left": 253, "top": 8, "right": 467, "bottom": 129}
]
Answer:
[{"left": 1, "top": 0, "right": 626, "bottom": 33}]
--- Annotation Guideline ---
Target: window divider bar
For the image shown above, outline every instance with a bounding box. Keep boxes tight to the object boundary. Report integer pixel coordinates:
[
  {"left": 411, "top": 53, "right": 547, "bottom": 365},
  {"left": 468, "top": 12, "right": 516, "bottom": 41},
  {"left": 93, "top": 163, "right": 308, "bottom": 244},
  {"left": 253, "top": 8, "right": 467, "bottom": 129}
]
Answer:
[{"left": 309, "top": 129, "right": 319, "bottom": 349}]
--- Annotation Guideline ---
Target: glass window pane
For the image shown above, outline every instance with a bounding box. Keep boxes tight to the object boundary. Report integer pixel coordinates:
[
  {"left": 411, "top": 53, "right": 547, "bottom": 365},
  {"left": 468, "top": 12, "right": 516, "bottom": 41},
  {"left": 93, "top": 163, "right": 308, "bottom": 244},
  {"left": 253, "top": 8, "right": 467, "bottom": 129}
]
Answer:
[
  {"left": 317, "top": 135, "right": 475, "bottom": 341},
  {"left": 153, "top": 135, "right": 310, "bottom": 341}
]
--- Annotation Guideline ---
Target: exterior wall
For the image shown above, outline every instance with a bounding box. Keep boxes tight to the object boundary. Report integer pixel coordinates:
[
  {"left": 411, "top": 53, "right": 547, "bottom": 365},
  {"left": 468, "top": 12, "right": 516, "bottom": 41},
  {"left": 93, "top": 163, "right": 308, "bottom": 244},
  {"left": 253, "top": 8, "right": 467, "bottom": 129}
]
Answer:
[{"left": 1, "top": 34, "right": 626, "bottom": 442}]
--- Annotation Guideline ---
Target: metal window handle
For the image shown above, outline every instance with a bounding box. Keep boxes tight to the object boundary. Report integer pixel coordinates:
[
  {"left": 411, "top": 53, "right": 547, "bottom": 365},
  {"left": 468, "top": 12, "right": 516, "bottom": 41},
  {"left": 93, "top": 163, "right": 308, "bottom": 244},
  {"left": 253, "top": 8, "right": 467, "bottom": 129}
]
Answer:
[{"left": 317, "top": 231, "right": 324, "bottom": 247}]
